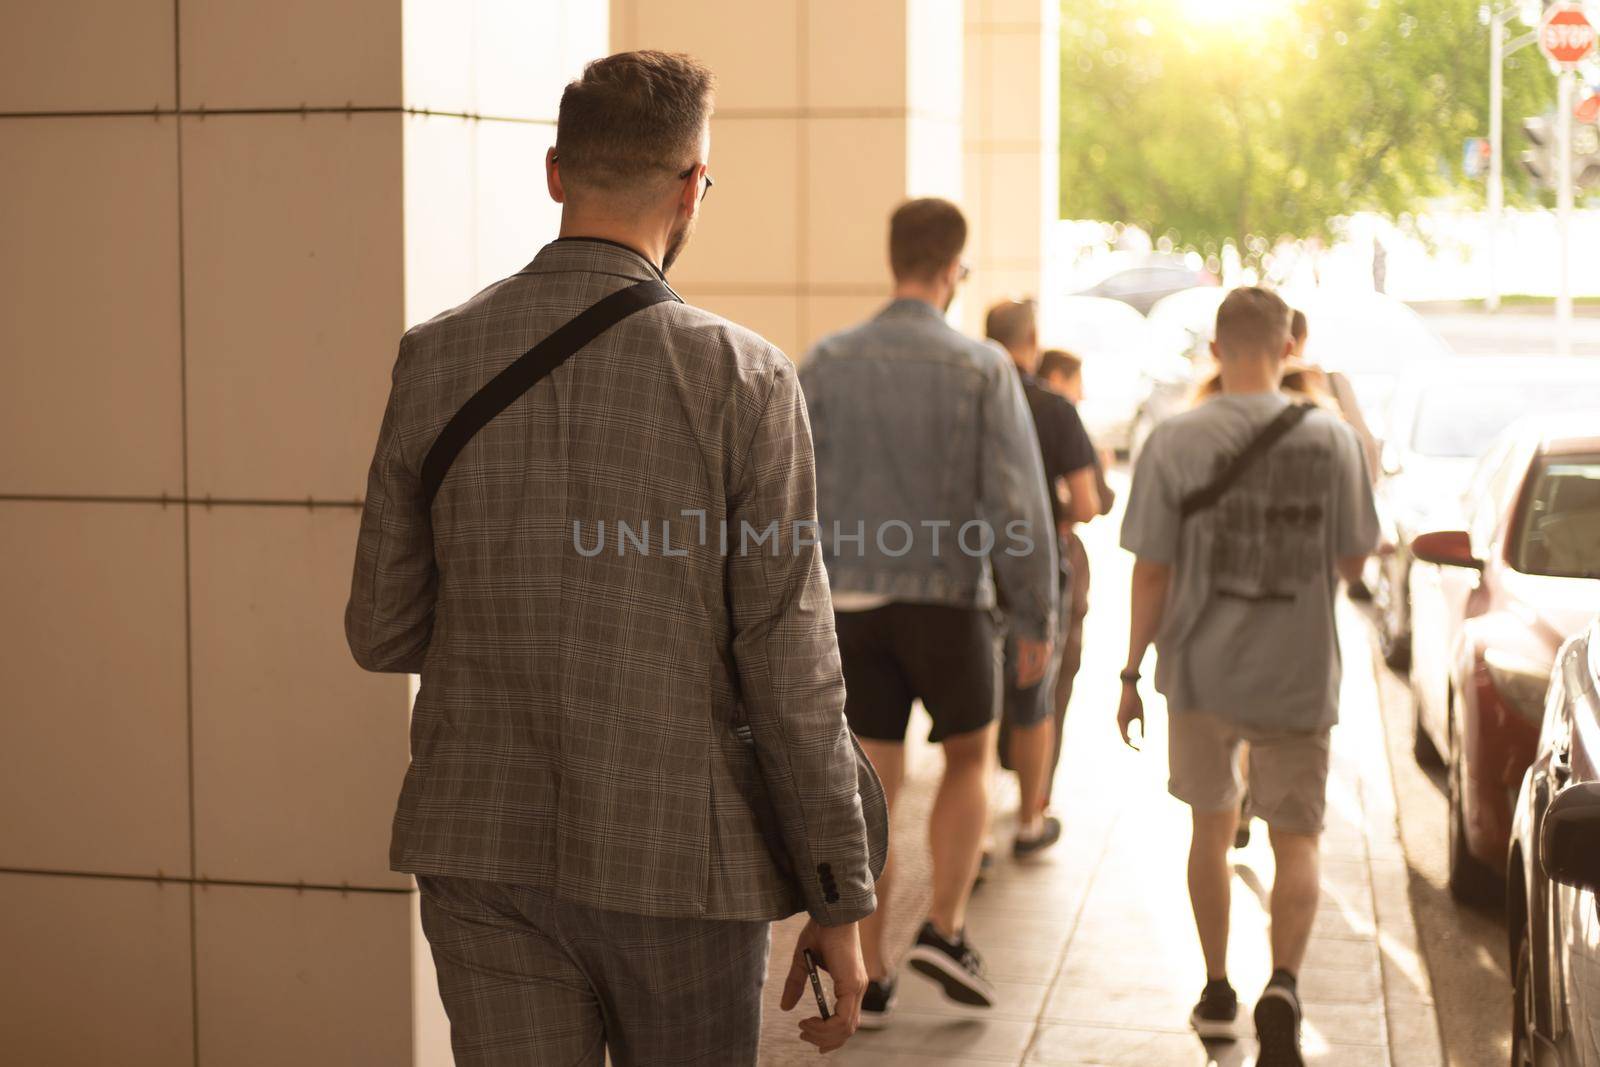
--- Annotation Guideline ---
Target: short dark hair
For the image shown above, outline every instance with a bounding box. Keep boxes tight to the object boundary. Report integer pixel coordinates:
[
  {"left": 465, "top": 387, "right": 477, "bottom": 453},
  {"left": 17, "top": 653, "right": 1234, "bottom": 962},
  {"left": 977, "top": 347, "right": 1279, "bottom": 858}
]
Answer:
[
  {"left": 1038, "top": 349, "right": 1082, "bottom": 380},
  {"left": 889, "top": 198, "right": 967, "bottom": 282},
  {"left": 1290, "top": 308, "right": 1308, "bottom": 342},
  {"left": 556, "top": 51, "right": 715, "bottom": 196},
  {"left": 1214, "top": 287, "right": 1291, "bottom": 358},
  {"left": 984, "top": 299, "right": 1037, "bottom": 350}
]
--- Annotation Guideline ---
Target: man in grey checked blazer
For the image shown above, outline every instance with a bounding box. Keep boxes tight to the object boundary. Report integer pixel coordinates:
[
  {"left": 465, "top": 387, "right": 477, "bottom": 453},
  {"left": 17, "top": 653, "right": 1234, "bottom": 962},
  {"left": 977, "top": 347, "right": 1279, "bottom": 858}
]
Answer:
[{"left": 346, "top": 51, "right": 884, "bottom": 1065}]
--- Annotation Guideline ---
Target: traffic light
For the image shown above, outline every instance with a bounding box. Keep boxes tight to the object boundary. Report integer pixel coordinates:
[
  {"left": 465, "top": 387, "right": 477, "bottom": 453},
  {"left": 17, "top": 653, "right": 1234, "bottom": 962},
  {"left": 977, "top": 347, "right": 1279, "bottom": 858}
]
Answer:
[
  {"left": 1522, "top": 114, "right": 1556, "bottom": 188},
  {"left": 1518, "top": 111, "right": 1600, "bottom": 190}
]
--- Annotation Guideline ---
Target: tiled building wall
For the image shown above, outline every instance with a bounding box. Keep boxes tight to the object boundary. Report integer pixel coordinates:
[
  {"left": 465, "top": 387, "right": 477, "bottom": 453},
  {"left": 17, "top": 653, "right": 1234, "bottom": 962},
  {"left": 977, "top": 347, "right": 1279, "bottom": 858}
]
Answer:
[
  {"left": 962, "top": 0, "right": 1060, "bottom": 338},
  {"left": 0, "top": 3, "right": 602, "bottom": 1064},
  {"left": 610, "top": 0, "right": 965, "bottom": 362}
]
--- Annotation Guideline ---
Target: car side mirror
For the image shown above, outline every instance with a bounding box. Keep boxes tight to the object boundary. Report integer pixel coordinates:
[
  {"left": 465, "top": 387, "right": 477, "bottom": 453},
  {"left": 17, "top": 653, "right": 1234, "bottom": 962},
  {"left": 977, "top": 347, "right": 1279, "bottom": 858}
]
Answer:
[
  {"left": 1410, "top": 530, "right": 1481, "bottom": 570},
  {"left": 1541, "top": 782, "right": 1600, "bottom": 892}
]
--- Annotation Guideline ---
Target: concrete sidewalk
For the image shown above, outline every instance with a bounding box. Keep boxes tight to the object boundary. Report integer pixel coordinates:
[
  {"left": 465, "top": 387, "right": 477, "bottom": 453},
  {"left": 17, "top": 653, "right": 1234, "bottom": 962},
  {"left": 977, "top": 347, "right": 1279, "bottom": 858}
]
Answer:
[{"left": 758, "top": 510, "right": 1444, "bottom": 1065}]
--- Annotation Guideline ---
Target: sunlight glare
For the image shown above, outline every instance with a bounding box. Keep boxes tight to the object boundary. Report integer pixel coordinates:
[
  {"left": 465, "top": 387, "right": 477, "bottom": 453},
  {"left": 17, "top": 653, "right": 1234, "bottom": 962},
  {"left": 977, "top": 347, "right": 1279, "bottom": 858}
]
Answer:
[{"left": 1178, "top": 0, "right": 1285, "bottom": 26}]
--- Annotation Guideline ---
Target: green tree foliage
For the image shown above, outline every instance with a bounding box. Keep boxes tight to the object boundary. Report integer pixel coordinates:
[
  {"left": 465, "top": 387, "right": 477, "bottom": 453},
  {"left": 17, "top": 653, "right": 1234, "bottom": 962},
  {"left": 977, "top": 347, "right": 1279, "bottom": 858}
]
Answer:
[{"left": 1061, "top": 0, "right": 1555, "bottom": 249}]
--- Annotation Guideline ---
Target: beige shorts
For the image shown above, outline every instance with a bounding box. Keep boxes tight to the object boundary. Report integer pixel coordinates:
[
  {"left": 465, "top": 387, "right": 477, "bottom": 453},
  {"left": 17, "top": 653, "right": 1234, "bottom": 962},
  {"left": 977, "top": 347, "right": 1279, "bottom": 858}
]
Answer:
[{"left": 1167, "top": 711, "right": 1331, "bottom": 836}]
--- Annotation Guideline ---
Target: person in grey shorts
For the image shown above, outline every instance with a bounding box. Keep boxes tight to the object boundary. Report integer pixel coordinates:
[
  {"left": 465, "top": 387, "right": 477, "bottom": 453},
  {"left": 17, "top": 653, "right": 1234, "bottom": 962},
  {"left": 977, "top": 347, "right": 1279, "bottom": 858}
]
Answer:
[
  {"left": 1116, "top": 287, "right": 1378, "bottom": 1066},
  {"left": 347, "top": 51, "right": 883, "bottom": 1065}
]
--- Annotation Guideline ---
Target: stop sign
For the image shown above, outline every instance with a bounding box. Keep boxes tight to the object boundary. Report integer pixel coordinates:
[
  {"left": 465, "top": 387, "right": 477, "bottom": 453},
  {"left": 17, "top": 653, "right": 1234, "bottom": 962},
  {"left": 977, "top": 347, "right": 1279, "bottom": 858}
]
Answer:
[{"left": 1541, "top": 3, "right": 1597, "bottom": 68}]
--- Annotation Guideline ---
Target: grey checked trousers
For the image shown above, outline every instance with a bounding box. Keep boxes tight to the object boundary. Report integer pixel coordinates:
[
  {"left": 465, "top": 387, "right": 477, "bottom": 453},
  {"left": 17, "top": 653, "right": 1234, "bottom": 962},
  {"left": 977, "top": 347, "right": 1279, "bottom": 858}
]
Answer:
[{"left": 418, "top": 876, "right": 772, "bottom": 1066}]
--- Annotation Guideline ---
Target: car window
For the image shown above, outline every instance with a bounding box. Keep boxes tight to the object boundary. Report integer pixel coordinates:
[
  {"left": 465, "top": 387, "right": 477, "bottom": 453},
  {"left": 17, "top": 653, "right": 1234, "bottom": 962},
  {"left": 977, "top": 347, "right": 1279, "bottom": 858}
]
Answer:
[
  {"left": 1512, "top": 454, "right": 1600, "bottom": 579},
  {"left": 1411, "top": 382, "right": 1600, "bottom": 458},
  {"left": 1467, "top": 439, "right": 1523, "bottom": 554}
]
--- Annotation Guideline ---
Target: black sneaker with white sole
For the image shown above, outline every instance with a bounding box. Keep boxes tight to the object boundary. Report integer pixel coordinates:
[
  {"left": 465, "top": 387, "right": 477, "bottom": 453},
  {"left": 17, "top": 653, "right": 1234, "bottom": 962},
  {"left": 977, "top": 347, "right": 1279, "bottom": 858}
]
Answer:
[
  {"left": 905, "top": 921, "right": 996, "bottom": 1008},
  {"left": 1254, "top": 972, "right": 1305, "bottom": 1066},
  {"left": 1013, "top": 814, "right": 1063, "bottom": 859},
  {"left": 1189, "top": 978, "right": 1239, "bottom": 1040},
  {"left": 859, "top": 977, "right": 897, "bottom": 1029}
]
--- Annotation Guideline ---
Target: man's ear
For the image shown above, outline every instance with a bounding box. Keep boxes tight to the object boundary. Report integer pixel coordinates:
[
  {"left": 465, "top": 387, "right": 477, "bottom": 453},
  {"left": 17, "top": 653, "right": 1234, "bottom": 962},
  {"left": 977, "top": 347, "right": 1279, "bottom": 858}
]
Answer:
[
  {"left": 1209, "top": 339, "right": 1221, "bottom": 362},
  {"left": 679, "top": 163, "right": 703, "bottom": 219},
  {"left": 546, "top": 148, "right": 565, "bottom": 204}
]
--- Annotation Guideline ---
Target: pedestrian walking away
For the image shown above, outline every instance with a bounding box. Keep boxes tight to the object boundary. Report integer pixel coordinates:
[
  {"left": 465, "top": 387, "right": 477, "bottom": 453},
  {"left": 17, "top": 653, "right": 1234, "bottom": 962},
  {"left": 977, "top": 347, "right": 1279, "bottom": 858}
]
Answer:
[
  {"left": 346, "top": 50, "right": 885, "bottom": 1066},
  {"left": 985, "top": 300, "right": 1102, "bottom": 859},
  {"left": 1116, "top": 287, "right": 1379, "bottom": 1066},
  {"left": 1035, "top": 347, "right": 1116, "bottom": 816},
  {"left": 801, "top": 199, "right": 1059, "bottom": 1029}
]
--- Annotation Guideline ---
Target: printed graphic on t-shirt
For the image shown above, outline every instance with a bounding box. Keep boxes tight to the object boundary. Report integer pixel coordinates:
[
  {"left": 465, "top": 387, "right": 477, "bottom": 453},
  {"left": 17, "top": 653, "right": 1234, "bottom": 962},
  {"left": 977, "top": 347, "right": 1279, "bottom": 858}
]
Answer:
[{"left": 1208, "top": 443, "right": 1331, "bottom": 599}]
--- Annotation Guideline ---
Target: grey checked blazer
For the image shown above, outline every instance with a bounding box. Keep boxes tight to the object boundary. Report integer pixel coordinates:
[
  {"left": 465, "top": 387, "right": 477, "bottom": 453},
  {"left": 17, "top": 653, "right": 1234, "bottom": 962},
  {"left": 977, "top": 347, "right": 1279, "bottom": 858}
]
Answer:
[{"left": 347, "top": 239, "right": 883, "bottom": 926}]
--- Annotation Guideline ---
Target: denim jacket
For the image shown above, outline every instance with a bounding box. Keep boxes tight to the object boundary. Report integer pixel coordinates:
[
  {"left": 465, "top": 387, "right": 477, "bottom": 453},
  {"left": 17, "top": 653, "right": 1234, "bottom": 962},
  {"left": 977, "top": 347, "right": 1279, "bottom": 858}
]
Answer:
[{"left": 800, "top": 299, "right": 1059, "bottom": 640}]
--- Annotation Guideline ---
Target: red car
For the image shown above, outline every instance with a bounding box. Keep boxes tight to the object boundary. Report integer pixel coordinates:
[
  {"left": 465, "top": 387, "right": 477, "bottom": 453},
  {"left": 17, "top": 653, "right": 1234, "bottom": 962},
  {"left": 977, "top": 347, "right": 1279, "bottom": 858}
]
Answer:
[{"left": 1409, "top": 416, "right": 1600, "bottom": 903}]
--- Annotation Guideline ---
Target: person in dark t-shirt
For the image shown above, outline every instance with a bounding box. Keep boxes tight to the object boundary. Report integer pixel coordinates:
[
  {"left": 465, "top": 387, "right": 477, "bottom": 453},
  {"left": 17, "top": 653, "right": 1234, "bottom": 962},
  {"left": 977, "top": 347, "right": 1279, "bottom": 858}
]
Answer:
[{"left": 984, "top": 299, "right": 1100, "bottom": 858}]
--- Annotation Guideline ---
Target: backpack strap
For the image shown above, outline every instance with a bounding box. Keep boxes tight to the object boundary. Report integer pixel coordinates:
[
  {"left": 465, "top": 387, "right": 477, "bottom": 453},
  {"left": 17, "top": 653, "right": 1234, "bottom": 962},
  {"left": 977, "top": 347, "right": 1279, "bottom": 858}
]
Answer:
[
  {"left": 420, "top": 279, "right": 680, "bottom": 508},
  {"left": 1179, "top": 402, "right": 1315, "bottom": 520}
]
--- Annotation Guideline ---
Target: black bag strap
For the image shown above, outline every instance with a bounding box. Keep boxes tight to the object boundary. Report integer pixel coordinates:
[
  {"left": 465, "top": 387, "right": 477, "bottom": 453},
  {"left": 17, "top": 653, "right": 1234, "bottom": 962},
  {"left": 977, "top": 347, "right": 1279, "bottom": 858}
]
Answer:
[
  {"left": 421, "top": 279, "right": 680, "bottom": 508},
  {"left": 1179, "top": 402, "right": 1315, "bottom": 520}
]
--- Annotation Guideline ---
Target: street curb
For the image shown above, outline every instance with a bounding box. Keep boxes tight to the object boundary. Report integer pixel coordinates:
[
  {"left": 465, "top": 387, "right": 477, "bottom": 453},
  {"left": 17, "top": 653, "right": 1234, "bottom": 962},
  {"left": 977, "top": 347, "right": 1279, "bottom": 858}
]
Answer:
[{"left": 1339, "top": 602, "right": 1447, "bottom": 1067}]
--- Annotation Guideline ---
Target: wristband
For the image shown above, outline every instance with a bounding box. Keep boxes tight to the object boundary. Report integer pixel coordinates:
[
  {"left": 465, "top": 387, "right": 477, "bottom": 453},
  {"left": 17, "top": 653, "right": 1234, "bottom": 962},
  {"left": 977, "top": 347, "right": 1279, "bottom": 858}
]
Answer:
[{"left": 1119, "top": 669, "right": 1141, "bottom": 685}]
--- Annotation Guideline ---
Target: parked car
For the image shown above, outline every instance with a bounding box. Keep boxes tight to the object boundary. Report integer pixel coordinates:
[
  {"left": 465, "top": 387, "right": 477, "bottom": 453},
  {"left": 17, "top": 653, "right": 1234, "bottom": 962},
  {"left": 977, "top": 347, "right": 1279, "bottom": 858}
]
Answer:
[
  {"left": 1075, "top": 261, "right": 1217, "bottom": 315},
  {"left": 1409, "top": 417, "right": 1600, "bottom": 902},
  {"left": 1044, "top": 295, "right": 1187, "bottom": 453},
  {"left": 1372, "top": 359, "right": 1600, "bottom": 670},
  {"left": 1507, "top": 619, "right": 1600, "bottom": 1066}
]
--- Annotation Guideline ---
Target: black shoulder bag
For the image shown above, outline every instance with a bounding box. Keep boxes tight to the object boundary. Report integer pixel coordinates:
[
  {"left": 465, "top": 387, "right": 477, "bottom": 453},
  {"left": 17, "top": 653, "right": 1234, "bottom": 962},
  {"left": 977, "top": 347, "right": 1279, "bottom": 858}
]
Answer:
[
  {"left": 1179, "top": 402, "right": 1315, "bottom": 520},
  {"left": 420, "top": 279, "right": 680, "bottom": 508}
]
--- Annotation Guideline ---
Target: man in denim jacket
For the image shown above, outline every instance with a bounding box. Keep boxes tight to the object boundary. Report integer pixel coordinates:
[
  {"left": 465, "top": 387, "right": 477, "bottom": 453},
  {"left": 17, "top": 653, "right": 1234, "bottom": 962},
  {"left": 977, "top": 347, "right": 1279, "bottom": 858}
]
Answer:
[{"left": 800, "top": 198, "right": 1058, "bottom": 1026}]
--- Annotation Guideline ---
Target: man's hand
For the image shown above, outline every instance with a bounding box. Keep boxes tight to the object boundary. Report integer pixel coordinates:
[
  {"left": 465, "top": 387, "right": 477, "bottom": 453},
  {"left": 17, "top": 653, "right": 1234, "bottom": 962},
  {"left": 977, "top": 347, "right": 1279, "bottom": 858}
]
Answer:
[
  {"left": 1117, "top": 682, "right": 1144, "bottom": 750},
  {"left": 780, "top": 919, "right": 866, "bottom": 1054},
  {"left": 1015, "top": 637, "right": 1054, "bottom": 689}
]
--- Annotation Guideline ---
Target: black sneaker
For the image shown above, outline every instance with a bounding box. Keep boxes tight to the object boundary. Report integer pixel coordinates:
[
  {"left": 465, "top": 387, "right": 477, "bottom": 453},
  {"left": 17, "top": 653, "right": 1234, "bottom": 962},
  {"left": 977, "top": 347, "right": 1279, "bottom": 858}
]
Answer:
[
  {"left": 1255, "top": 972, "right": 1305, "bottom": 1066},
  {"left": 905, "top": 921, "right": 996, "bottom": 1008},
  {"left": 859, "top": 977, "right": 896, "bottom": 1029},
  {"left": 1013, "top": 814, "right": 1063, "bottom": 859},
  {"left": 1189, "top": 978, "right": 1239, "bottom": 1040}
]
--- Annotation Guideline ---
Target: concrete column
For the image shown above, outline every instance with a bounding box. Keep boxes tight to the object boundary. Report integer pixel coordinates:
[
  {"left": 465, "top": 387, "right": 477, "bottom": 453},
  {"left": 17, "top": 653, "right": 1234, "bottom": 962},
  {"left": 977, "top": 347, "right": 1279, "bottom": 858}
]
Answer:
[
  {"left": 0, "top": 3, "right": 603, "bottom": 1064},
  {"left": 611, "top": 0, "right": 964, "bottom": 360},
  {"left": 962, "top": 0, "right": 1060, "bottom": 338}
]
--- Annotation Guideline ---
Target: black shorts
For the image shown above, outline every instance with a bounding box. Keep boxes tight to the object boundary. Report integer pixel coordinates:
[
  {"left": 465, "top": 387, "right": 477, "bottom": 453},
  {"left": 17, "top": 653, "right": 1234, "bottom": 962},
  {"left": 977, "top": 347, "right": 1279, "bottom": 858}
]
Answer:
[{"left": 833, "top": 602, "right": 1000, "bottom": 744}]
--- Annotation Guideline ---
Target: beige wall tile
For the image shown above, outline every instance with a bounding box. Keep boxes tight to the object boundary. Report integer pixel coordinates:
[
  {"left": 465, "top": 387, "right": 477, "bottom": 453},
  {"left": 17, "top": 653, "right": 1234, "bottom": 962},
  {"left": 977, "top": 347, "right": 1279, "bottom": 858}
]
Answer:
[
  {"left": 0, "top": 503, "right": 189, "bottom": 875},
  {"left": 683, "top": 292, "right": 803, "bottom": 360},
  {"left": 0, "top": 118, "right": 183, "bottom": 496},
  {"left": 190, "top": 505, "right": 411, "bottom": 889},
  {"left": 181, "top": 113, "right": 404, "bottom": 501},
  {"left": 476, "top": 119, "right": 562, "bottom": 290},
  {"left": 802, "top": 293, "right": 885, "bottom": 352},
  {"left": 0, "top": 873, "right": 193, "bottom": 1067},
  {"left": 402, "top": 0, "right": 475, "bottom": 115},
  {"left": 987, "top": 0, "right": 1048, "bottom": 26},
  {"left": 963, "top": 22, "right": 990, "bottom": 141},
  {"left": 669, "top": 118, "right": 800, "bottom": 290},
  {"left": 404, "top": 112, "right": 479, "bottom": 327},
  {"left": 984, "top": 28, "right": 1046, "bottom": 145},
  {"left": 806, "top": 0, "right": 907, "bottom": 112},
  {"left": 624, "top": 0, "right": 799, "bottom": 111},
  {"left": 984, "top": 148, "right": 1046, "bottom": 266},
  {"left": 405, "top": 0, "right": 606, "bottom": 119},
  {"left": 196, "top": 884, "right": 412, "bottom": 1067},
  {"left": 179, "top": 0, "right": 401, "bottom": 110},
  {"left": 476, "top": 0, "right": 607, "bottom": 121},
  {"left": 908, "top": 116, "right": 963, "bottom": 200},
  {"left": 907, "top": 0, "right": 963, "bottom": 122},
  {"left": 0, "top": 1, "right": 174, "bottom": 112},
  {"left": 805, "top": 118, "right": 904, "bottom": 288}
]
